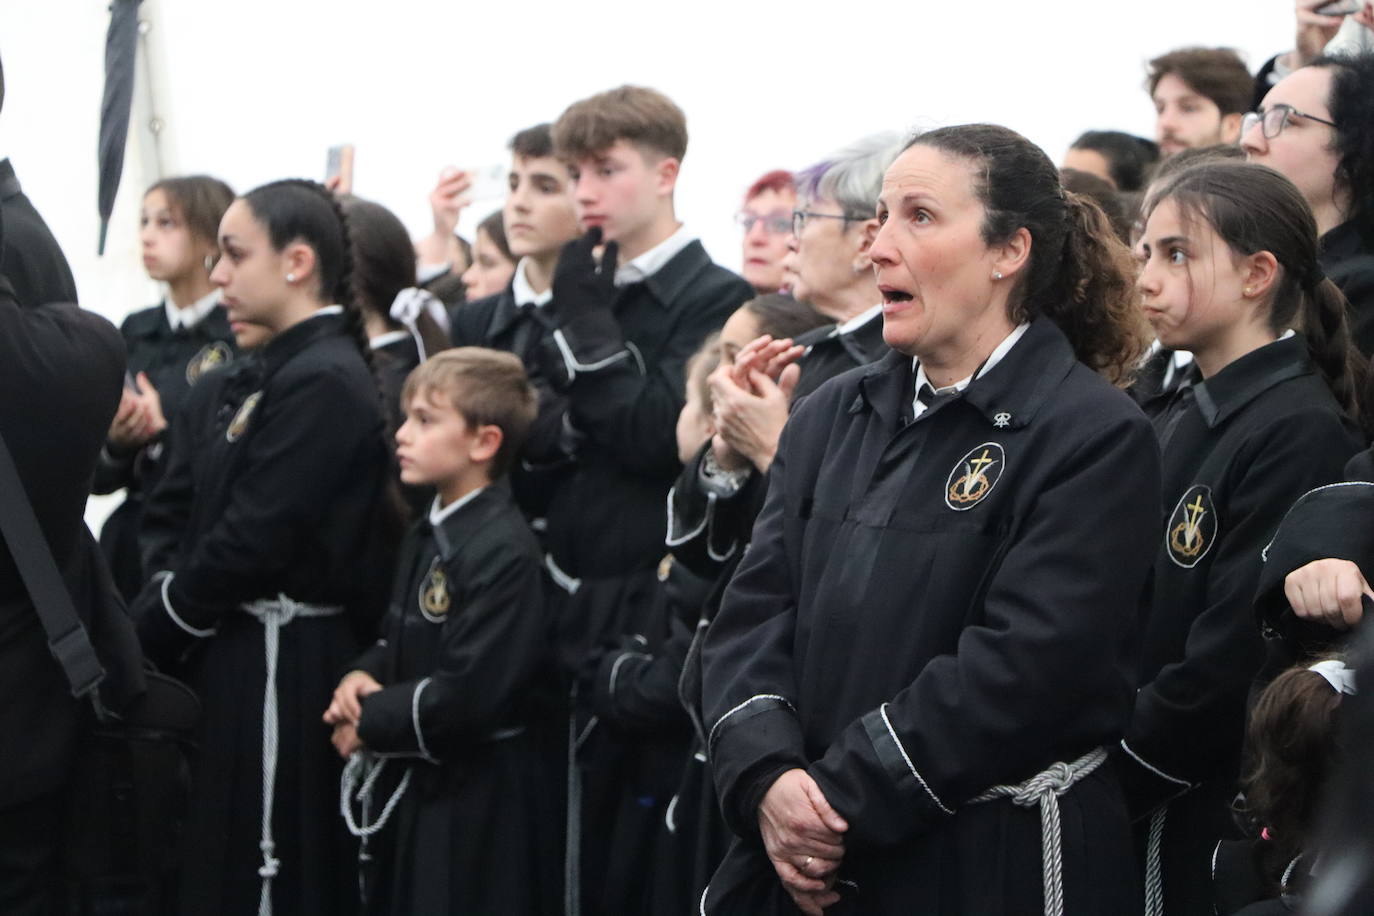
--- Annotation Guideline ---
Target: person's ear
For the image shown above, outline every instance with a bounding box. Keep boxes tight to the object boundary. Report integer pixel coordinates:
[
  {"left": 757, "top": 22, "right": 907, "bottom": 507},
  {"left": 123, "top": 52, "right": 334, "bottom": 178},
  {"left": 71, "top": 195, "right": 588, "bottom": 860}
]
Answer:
[
  {"left": 991, "top": 227, "right": 1033, "bottom": 281},
  {"left": 655, "top": 157, "right": 681, "bottom": 198},
  {"left": 281, "top": 242, "right": 319, "bottom": 294},
  {"left": 1219, "top": 112, "right": 1244, "bottom": 144},
  {"left": 470, "top": 424, "right": 503, "bottom": 465},
  {"left": 1242, "top": 250, "right": 1280, "bottom": 302},
  {"left": 852, "top": 217, "right": 880, "bottom": 272}
]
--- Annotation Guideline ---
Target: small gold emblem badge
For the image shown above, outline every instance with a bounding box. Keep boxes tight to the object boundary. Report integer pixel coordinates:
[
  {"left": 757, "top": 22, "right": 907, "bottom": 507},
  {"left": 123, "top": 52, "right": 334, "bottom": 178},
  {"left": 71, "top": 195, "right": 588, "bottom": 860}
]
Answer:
[
  {"left": 945, "top": 442, "right": 1006, "bottom": 511},
  {"left": 186, "top": 341, "right": 233, "bottom": 385},
  {"left": 420, "top": 558, "right": 451, "bottom": 622},
  {"left": 1166, "top": 485, "right": 1217, "bottom": 568}
]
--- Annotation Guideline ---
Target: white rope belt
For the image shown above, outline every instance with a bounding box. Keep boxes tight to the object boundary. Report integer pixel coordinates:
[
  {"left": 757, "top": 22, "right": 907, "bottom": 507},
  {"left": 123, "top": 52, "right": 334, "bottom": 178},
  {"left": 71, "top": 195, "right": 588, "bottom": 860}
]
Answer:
[
  {"left": 1143, "top": 806, "right": 1166, "bottom": 916},
  {"left": 969, "top": 746, "right": 1108, "bottom": 916},
  {"left": 242, "top": 594, "right": 345, "bottom": 916}
]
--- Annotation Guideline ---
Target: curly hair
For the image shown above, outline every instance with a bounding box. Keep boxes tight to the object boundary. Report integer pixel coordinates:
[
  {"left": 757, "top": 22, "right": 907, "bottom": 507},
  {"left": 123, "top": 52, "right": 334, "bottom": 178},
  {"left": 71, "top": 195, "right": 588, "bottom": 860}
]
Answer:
[
  {"left": 908, "top": 125, "right": 1150, "bottom": 386},
  {"left": 1311, "top": 52, "right": 1374, "bottom": 247}
]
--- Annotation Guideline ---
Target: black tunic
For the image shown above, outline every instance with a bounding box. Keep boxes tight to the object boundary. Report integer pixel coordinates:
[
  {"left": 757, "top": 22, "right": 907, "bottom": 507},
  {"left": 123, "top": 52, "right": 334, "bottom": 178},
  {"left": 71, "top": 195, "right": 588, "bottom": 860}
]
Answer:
[
  {"left": 702, "top": 318, "right": 1160, "bottom": 914},
  {"left": 0, "top": 158, "right": 79, "bottom": 309},
  {"left": 93, "top": 302, "right": 238, "bottom": 599},
  {"left": 1117, "top": 335, "right": 1361, "bottom": 916},
  {"left": 132, "top": 312, "right": 395, "bottom": 916},
  {"left": 788, "top": 308, "right": 889, "bottom": 401},
  {"left": 351, "top": 487, "right": 560, "bottom": 916}
]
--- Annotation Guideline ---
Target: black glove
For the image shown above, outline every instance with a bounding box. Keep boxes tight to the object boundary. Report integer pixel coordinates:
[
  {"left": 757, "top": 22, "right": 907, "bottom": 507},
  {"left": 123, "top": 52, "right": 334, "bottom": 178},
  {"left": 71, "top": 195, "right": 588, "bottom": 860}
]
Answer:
[{"left": 548, "top": 227, "right": 628, "bottom": 377}]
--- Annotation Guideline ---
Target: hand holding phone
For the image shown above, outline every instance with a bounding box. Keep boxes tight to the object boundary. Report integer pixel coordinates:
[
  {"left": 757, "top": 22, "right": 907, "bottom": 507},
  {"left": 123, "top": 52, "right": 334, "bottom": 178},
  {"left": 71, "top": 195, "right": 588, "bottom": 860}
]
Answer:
[
  {"left": 325, "top": 144, "right": 355, "bottom": 195},
  {"left": 430, "top": 167, "right": 473, "bottom": 237}
]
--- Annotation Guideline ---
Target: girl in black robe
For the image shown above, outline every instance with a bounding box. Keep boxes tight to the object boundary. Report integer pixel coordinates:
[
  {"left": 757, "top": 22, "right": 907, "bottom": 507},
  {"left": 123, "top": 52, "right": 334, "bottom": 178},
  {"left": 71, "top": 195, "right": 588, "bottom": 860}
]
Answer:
[
  {"left": 94, "top": 175, "right": 238, "bottom": 600},
  {"left": 134, "top": 179, "right": 399, "bottom": 916},
  {"left": 1122, "top": 162, "right": 1364, "bottom": 915}
]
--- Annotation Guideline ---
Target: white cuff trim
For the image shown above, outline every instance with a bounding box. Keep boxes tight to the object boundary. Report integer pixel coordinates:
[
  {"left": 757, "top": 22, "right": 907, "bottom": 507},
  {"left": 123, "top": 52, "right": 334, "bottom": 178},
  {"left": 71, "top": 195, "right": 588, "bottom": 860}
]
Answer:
[
  {"left": 707, "top": 693, "right": 795, "bottom": 756},
  {"left": 1119, "top": 739, "right": 1191, "bottom": 787},
  {"left": 544, "top": 553, "right": 582, "bottom": 595},
  {"left": 552, "top": 328, "right": 632, "bottom": 381},
  {"left": 665, "top": 486, "right": 712, "bottom": 547},
  {"left": 608, "top": 651, "right": 651, "bottom": 697},
  {"left": 878, "top": 702, "right": 954, "bottom": 815},
  {"left": 160, "top": 574, "right": 216, "bottom": 638},
  {"left": 412, "top": 677, "right": 438, "bottom": 763}
]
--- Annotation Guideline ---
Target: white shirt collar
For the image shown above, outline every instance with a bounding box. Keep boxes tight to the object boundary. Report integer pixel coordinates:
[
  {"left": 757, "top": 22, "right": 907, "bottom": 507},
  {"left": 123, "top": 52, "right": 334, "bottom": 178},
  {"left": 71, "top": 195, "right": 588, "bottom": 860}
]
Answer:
[
  {"left": 615, "top": 224, "right": 695, "bottom": 286},
  {"left": 429, "top": 486, "right": 486, "bottom": 527},
  {"left": 832, "top": 304, "right": 883, "bottom": 337},
  {"left": 911, "top": 322, "right": 1030, "bottom": 418},
  {"left": 512, "top": 258, "right": 554, "bottom": 308},
  {"left": 369, "top": 330, "right": 410, "bottom": 349},
  {"left": 165, "top": 289, "right": 221, "bottom": 331},
  {"left": 308, "top": 304, "right": 345, "bottom": 319}
]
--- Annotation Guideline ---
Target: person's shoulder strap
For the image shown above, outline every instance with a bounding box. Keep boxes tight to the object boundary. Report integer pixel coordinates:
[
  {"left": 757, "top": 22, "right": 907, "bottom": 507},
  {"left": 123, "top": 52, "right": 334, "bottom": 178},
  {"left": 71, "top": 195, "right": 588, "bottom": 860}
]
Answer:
[{"left": 0, "top": 428, "right": 105, "bottom": 698}]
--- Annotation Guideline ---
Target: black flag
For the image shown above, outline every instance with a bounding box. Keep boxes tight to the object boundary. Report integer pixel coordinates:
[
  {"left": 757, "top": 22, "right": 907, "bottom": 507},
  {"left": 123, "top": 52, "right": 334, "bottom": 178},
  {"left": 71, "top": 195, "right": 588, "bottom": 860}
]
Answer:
[{"left": 97, "top": 0, "right": 142, "bottom": 255}]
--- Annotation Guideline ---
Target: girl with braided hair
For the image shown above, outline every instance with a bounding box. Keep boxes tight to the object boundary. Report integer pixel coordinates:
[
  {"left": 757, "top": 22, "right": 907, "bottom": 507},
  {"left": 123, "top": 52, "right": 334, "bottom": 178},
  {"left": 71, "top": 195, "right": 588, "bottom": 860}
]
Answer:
[
  {"left": 1119, "top": 160, "right": 1364, "bottom": 915},
  {"left": 134, "top": 178, "right": 399, "bottom": 916}
]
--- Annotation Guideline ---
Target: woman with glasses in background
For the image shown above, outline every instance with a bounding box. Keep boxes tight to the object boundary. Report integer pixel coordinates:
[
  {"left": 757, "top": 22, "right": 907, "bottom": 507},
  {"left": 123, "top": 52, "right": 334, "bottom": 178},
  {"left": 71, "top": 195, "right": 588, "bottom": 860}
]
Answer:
[
  {"left": 737, "top": 170, "right": 796, "bottom": 294},
  {"left": 1242, "top": 52, "right": 1374, "bottom": 354}
]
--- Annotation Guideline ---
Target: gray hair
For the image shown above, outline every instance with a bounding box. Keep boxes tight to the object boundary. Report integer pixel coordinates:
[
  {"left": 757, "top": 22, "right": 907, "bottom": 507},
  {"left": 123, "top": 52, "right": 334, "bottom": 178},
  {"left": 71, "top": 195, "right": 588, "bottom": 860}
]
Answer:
[{"left": 795, "top": 131, "right": 905, "bottom": 221}]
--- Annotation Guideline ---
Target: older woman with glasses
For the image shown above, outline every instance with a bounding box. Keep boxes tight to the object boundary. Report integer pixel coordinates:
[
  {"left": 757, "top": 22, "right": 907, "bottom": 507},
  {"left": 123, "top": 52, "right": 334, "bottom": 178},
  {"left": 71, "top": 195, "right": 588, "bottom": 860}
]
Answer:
[
  {"left": 1242, "top": 51, "right": 1374, "bottom": 353},
  {"left": 737, "top": 171, "right": 797, "bottom": 294}
]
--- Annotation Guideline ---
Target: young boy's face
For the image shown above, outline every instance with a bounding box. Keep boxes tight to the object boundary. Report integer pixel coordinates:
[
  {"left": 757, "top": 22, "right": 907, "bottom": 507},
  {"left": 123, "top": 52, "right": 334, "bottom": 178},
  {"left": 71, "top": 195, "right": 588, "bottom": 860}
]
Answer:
[
  {"left": 570, "top": 139, "right": 674, "bottom": 244},
  {"left": 395, "top": 389, "right": 486, "bottom": 489},
  {"left": 503, "top": 154, "right": 580, "bottom": 260}
]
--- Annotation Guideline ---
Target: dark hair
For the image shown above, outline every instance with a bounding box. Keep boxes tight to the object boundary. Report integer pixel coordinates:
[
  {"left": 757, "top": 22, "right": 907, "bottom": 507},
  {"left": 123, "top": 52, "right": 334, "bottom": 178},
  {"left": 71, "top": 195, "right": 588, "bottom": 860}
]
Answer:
[
  {"left": 1311, "top": 53, "right": 1374, "bottom": 246},
  {"left": 1147, "top": 47, "right": 1253, "bottom": 115},
  {"left": 1060, "top": 168, "right": 1132, "bottom": 243},
  {"left": 742, "top": 293, "right": 830, "bottom": 341},
  {"left": 744, "top": 170, "right": 795, "bottom": 204},
  {"left": 339, "top": 195, "right": 448, "bottom": 358},
  {"left": 1147, "top": 161, "right": 1366, "bottom": 421},
  {"left": 1070, "top": 130, "right": 1160, "bottom": 192},
  {"left": 685, "top": 332, "right": 722, "bottom": 415},
  {"left": 553, "top": 85, "right": 688, "bottom": 162},
  {"left": 402, "top": 348, "right": 537, "bottom": 479},
  {"left": 1151, "top": 143, "right": 1246, "bottom": 184},
  {"left": 1241, "top": 664, "right": 1346, "bottom": 892},
  {"left": 476, "top": 210, "right": 514, "bottom": 264},
  {"left": 510, "top": 123, "right": 554, "bottom": 160},
  {"left": 908, "top": 124, "right": 1149, "bottom": 385},
  {"left": 147, "top": 175, "right": 235, "bottom": 249}
]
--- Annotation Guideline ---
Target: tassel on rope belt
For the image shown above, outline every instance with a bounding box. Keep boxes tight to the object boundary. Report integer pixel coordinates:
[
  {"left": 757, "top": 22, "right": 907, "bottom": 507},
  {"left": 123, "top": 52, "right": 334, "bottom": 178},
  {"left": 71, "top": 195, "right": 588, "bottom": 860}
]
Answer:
[
  {"left": 241, "top": 594, "right": 346, "bottom": 916},
  {"left": 968, "top": 747, "right": 1108, "bottom": 916}
]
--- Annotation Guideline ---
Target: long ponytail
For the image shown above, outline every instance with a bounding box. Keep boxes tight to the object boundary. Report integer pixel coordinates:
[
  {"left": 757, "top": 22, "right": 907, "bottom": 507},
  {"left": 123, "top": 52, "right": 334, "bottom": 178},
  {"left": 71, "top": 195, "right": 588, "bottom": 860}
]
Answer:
[{"left": 1301, "top": 275, "right": 1365, "bottom": 426}]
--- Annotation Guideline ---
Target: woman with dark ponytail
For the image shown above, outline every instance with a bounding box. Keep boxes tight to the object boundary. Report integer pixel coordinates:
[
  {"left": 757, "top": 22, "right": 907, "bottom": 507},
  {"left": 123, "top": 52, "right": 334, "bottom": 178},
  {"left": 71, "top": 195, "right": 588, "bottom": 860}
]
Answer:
[
  {"left": 701, "top": 124, "right": 1161, "bottom": 915},
  {"left": 133, "top": 178, "right": 398, "bottom": 916},
  {"left": 1119, "top": 160, "right": 1363, "bottom": 916}
]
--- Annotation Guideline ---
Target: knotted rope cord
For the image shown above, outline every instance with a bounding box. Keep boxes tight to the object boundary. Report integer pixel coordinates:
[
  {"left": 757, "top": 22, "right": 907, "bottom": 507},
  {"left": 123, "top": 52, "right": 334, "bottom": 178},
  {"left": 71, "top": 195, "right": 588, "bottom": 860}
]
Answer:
[
  {"left": 242, "top": 594, "right": 344, "bottom": 916},
  {"left": 1144, "top": 806, "right": 1167, "bottom": 916},
  {"left": 970, "top": 747, "right": 1108, "bottom": 916}
]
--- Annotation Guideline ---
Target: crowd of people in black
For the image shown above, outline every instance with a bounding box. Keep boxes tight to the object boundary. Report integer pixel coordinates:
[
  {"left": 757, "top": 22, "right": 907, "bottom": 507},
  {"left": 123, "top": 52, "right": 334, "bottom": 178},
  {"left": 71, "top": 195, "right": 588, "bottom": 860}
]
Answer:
[{"left": 5, "top": 3, "right": 1374, "bottom": 914}]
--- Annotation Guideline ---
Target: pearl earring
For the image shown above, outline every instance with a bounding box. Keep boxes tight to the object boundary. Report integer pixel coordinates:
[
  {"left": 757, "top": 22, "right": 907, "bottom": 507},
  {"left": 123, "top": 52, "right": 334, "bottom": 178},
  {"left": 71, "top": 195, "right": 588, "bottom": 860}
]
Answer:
[
  {"left": 1243, "top": 286, "right": 1253, "bottom": 296},
  {"left": 992, "top": 271, "right": 1003, "bottom": 281},
  {"left": 285, "top": 273, "right": 297, "bottom": 283}
]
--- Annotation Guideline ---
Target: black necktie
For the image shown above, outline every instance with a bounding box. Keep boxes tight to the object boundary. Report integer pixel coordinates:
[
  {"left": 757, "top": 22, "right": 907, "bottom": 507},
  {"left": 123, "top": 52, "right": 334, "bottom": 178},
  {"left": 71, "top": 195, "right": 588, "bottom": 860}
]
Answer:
[{"left": 915, "top": 382, "right": 960, "bottom": 413}]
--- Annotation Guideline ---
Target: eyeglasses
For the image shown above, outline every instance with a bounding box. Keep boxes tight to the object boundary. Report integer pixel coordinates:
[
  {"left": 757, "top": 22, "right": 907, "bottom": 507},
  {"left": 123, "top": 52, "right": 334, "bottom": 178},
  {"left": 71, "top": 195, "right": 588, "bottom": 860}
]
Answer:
[
  {"left": 792, "top": 210, "right": 852, "bottom": 237},
  {"left": 735, "top": 211, "right": 793, "bottom": 235},
  {"left": 1240, "top": 104, "right": 1337, "bottom": 140}
]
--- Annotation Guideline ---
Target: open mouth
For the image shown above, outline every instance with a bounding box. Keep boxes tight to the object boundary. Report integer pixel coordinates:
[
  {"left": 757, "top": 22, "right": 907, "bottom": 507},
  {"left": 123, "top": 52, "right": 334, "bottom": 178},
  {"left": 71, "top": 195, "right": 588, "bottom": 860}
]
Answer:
[{"left": 882, "top": 289, "right": 914, "bottom": 304}]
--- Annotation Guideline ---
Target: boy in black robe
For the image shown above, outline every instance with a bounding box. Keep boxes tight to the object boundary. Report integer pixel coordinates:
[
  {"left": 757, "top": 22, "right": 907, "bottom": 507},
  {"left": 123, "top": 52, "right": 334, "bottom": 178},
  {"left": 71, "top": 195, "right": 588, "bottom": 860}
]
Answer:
[{"left": 326, "top": 347, "right": 559, "bottom": 915}]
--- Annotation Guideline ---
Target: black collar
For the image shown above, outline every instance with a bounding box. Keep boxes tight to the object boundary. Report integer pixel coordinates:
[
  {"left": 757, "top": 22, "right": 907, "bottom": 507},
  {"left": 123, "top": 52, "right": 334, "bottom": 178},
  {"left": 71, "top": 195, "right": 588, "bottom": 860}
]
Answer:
[
  {"left": 259, "top": 311, "right": 347, "bottom": 377},
  {"left": 0, "top": 160, "right": 20, "bottom": 204},
  {"left": 637, "top": 240, "right": 715, "bottom": 311},
  {"left": 1192, "top": 333, "right": 1310, "bottom": 428},
  {"left": 850, "top": 318, "right": 1076, "bottom": 430},
  {"left": 430, "top": 486, "right": 513, "bottom": 559}
]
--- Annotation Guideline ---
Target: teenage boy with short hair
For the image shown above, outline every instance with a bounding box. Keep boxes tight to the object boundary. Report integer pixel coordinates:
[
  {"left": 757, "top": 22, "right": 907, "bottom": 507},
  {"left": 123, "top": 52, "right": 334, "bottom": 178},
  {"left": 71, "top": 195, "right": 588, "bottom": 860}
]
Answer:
[
  {"left": 1147, "top": 47, "right": 1253, "bottom": 157},
  {"left": 546, "top": 84, "right": 753, "bottom": 914},
  {"left": 325, "top": 347, "right": 559, "bottom": 916}
]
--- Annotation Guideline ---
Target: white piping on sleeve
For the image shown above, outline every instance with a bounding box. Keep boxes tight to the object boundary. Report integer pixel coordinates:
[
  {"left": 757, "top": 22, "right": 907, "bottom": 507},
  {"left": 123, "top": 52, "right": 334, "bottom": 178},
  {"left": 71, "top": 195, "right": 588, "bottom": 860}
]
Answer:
[{"left": 878, "top": 703, "right": 954, "bottom": 815}]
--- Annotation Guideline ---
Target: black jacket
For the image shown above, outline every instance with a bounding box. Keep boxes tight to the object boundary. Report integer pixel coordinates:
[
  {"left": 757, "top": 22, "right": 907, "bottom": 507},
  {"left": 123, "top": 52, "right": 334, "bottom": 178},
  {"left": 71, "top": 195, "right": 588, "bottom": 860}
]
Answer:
[
  {"left": 0, "top": 158, "right": 78, "bottom": 308},
  {"left": 134, "top": 313, "right": 394, "bottom": 648},
  {"left": 789, "top": 308, "right": 889, "bottom": 401},
  {"left": 0, "top": 276, "right": 128, "bottom": 806},
  {"left": 702, "top": 319, "right": 1160, "bottom": 911},
  {"left": 1119, "top": 335, "right": 1361, "bottom": 814}
]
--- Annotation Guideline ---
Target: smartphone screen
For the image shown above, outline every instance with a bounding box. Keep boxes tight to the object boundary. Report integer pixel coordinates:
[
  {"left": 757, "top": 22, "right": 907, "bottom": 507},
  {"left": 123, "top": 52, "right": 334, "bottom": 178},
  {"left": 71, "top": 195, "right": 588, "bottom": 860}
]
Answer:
[
  {"left": 326, "top": 144, "right": 355, "bottom": 194},
  {"left": 467, "top": 163, "right": 508, "bottom": 202}
]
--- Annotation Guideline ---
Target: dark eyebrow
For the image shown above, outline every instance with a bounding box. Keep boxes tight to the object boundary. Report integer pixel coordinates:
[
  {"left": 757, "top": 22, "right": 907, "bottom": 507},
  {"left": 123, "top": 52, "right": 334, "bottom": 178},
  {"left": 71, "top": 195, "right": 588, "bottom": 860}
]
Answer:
[{"left": 1157, "top": 235, "right": 1189, "bottom": 247}]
